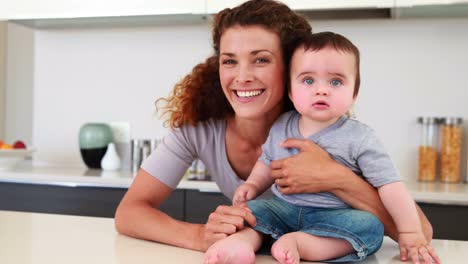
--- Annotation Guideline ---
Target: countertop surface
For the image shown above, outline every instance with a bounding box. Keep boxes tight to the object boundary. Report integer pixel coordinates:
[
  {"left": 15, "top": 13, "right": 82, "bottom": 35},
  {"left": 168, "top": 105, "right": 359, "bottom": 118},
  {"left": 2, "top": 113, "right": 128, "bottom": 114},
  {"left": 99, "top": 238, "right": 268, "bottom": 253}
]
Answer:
[
  {"left": 1, "top": 163, "right": 468, "bottom": 205},
  {"left": 0, "top": 210, "right": 464, "bottom": 264}
]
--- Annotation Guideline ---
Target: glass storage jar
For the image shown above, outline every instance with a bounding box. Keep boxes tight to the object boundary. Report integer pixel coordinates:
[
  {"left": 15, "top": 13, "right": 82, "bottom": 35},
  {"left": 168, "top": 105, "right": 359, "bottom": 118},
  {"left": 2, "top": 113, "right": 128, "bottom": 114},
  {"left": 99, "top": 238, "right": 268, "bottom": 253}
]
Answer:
[
  {"left": 417, "top": 117, "right": 439, "bottom": 182},
  {"left": 440, "top": 117, "right": 463, "bottom": 183}
]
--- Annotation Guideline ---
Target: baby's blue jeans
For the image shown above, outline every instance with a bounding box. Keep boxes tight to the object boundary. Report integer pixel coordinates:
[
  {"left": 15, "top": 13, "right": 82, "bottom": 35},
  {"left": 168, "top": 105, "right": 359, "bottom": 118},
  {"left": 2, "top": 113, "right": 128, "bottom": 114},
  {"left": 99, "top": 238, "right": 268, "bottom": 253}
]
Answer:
[{"left": 247, "top": 196, "right": 384, "bottom": 262}]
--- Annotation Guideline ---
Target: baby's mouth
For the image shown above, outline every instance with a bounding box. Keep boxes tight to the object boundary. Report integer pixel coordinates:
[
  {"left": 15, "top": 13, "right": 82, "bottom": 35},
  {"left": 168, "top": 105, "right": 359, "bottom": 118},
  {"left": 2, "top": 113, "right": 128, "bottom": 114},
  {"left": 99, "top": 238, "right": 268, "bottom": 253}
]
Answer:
[
  {"left": 313, "top": 100, "right": 329, "bottom": 107},
  {"left": 234, "top": 89, "right": 265, "bottom": 98}
]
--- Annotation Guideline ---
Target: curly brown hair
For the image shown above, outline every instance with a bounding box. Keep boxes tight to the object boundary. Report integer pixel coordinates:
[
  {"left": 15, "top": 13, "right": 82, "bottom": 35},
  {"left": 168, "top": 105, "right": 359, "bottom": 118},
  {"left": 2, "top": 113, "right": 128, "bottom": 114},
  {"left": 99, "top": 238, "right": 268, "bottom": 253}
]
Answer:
[{"left": 157, "top": 0, "right": 311, "bottom": 128}]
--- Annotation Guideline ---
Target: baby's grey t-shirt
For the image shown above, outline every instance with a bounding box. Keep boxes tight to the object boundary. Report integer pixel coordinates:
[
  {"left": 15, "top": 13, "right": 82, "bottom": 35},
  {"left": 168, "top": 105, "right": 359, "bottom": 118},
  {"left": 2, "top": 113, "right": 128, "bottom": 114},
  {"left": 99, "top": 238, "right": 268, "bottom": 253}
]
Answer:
[
  {"left": 260, "top": 110, "right": 401, "bottom": 208},
  {"left": 141, "top": 119, "right": 248, "bottom": 200}
]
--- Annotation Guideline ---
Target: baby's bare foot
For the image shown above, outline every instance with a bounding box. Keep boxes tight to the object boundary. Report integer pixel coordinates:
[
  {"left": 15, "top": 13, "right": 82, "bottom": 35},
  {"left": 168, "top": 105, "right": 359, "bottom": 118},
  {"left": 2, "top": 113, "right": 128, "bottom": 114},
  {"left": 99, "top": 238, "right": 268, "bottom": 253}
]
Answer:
[
  {"left": 203, "top": 236, "right": 255, "bottom": 264},
  {"left": 271, "top": 234, "right": 300, "bottom": 264}
]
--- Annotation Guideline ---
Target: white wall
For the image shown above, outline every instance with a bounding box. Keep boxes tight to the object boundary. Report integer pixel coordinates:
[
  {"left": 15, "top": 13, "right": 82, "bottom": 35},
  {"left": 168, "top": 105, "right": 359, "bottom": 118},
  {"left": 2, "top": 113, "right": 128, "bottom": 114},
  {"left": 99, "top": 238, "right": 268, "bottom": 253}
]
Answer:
[
  {"left": 0, "top": 22, "right": 5, "bottom": 139},
  {"left": 32, "top": 24, "right": 212, "bottom": 165},
  {"left": 6, "top": 18, "right": 468, "bottom": 181},
  {"left": 5, "top": 23, "right": 34, "bottom": 145}
]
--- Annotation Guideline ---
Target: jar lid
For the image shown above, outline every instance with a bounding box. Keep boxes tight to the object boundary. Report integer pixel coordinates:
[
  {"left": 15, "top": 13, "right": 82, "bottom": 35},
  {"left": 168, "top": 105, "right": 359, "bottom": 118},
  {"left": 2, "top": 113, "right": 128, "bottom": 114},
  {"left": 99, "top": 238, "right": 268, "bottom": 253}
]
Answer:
[
  {"left": 440, "top": 117, "right": 463, "bottom": 125},
  {"left": 417, "top": 117, "right": 439, "bottom": 124}
]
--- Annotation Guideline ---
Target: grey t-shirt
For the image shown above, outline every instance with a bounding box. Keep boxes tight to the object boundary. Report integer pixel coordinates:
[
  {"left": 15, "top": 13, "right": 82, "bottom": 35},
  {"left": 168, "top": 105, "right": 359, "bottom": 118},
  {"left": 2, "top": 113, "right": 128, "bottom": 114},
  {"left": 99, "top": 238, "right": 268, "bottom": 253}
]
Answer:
[
  {"left": 141, "top": 119, "right": 251, "bottom": 200},
  {"left": 260, "top": 111, "right": 401, "bottom": 208}
]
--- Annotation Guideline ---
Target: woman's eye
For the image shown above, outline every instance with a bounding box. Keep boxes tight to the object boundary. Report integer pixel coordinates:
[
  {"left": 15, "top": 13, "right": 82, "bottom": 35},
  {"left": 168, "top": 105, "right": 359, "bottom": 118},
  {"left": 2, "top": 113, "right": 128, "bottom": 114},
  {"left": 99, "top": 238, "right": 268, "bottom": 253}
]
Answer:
[
  {"left": 255, "top": 58, "right": 269, "bottom": 64},
  {"left": 330, "top": 79, "right": 342, "bottom": 86},
  {"left": 303, "top": 78, "right": 314, "bottom": 85},
  {"left": 221, "top": 59, "right": 236, "bottom": 65}
]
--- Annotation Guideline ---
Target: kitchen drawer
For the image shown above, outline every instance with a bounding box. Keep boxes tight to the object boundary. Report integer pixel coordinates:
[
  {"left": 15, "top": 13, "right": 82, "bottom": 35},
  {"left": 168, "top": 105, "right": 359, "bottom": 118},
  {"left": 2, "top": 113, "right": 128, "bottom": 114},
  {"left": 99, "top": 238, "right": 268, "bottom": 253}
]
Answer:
[
  {"left": 0, "top": 182, "right": 185, "bottom": 220},
  {"left": 418, "top": 202, "right": 468, "bottom": 241}
]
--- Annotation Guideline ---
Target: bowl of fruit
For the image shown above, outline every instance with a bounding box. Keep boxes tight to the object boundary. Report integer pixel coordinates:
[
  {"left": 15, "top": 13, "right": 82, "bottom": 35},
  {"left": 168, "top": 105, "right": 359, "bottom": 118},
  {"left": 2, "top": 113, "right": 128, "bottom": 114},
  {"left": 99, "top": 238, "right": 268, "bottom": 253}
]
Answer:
[{"left": 0, "top": 140, "right": 34, "bottom": 171}]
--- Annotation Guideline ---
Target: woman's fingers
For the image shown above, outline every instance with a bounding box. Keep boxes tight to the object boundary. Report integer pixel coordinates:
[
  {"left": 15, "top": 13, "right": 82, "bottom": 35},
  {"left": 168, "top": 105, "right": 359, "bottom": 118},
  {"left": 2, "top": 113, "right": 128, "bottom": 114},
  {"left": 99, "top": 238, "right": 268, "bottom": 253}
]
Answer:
[
  {"left": 201, "top": 205, "right": 256, "bottom": 250},
  {"left": 270, "top": 158, "right": 284, "bottom": 171},
  {"left": 211, "top": 205, "right": 256, "bottom": 228},
  {"left": 205, "top": 219, "right": 237, "bottom": 235},
  {"left": 280, "top": 138, "right": 311, "bottom": 151},
  {"left": 276, "top": 185, "right": 292, "bottom": 195}
]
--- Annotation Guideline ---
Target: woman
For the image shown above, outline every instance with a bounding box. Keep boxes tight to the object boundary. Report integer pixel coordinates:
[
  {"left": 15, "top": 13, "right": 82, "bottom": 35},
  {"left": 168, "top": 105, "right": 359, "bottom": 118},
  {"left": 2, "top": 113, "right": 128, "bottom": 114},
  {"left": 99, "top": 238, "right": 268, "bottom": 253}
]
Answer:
[{"left": 115, "top": 0, "right": 432, "bottom": 252}]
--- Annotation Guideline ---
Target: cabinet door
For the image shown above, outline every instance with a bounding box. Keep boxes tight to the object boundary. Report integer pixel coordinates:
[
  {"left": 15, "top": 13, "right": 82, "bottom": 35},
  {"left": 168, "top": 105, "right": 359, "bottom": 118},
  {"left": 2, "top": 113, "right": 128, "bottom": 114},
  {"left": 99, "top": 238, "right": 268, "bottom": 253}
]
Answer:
[
  {"left": 0, "top": 182, "right": 185, "bottom": 220},
  {"left": 185, "top": 189, "right": 230, "bottom": 224},
  {"left": 0, "top": 182, "right": 126, "bottom": 217},
  {"left": 0, "top": 0, "right": 205, "bottom": 20},
  {"left": 159, "top": 189, "right": 185, "bottom": 221},
  {"left": 418, "top": 202, "right": 468, "bottom": 240}
]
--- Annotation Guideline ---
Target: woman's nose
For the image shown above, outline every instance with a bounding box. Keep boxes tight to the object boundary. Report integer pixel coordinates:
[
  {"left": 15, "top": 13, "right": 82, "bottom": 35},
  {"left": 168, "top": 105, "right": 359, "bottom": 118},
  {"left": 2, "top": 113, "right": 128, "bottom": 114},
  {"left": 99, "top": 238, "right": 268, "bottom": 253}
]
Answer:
[{"left": 235, "top": 63, "right": 253, "bottom": 83}]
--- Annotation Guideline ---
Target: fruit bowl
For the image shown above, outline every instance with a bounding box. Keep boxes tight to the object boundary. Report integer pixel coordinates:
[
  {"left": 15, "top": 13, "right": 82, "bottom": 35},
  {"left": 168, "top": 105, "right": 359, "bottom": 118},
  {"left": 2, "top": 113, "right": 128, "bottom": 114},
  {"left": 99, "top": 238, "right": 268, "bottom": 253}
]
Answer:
[{"left": 0, "top": 148, "right": 35, "bottom": 171}]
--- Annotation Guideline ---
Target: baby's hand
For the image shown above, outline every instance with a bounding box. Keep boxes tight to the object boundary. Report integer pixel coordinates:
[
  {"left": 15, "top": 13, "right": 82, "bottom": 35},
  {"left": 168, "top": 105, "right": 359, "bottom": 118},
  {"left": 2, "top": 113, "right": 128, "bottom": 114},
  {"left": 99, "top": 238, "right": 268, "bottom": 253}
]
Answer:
[
  {"left": 232, "top": 183, "right": 259, "bottom": 206},
  {"left": 398, "top": 231, "right": 441, "bottom": 264}
]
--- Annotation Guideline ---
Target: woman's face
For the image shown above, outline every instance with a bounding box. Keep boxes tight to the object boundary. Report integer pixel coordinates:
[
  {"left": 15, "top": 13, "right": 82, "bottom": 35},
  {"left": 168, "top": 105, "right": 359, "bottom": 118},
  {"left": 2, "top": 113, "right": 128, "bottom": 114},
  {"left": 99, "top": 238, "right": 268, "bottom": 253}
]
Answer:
[{"left": 219, "top": 25, "right": 285, "bottom": 119}]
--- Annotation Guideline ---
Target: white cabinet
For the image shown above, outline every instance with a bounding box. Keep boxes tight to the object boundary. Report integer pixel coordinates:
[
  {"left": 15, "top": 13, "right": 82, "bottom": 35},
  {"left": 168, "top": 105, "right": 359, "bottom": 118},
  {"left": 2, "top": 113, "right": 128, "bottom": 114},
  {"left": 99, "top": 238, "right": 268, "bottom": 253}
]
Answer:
[
  {"left": 1, "top": 0, "right": 467, "bottom": 25},
  {"left": 396, "top": 0, "right": 468, "bottom": 7},
  {"left": 0, "top": 0, "right": 205, "bottom": 20},
  {"left": 205, "top": 0, "right": 395, "bottom": 14},
  {"left": 394, "top": 0, "right": 468, "bottom": 18},
  {"left": 282, "top": 0, "right": 394, "bottom": 10}
]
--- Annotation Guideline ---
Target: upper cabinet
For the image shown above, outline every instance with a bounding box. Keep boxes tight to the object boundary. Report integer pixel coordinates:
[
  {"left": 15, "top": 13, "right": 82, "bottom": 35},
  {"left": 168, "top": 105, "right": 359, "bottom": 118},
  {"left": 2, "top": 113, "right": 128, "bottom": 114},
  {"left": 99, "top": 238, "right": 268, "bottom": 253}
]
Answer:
[
  {"left": 205, "top": 0, "right": 394, "bottom": 14},
  {"left": 396, "top": 0, "right": 468, "bottom": 7},
  {"left": 394, "top": 0, "right": 468, "bottom": 18},
  {"left": 0, "top": 0, "right": 205, "bottom": 20},
  {"left": 1, "top": 0, "right": 468, "bottom": 26}
]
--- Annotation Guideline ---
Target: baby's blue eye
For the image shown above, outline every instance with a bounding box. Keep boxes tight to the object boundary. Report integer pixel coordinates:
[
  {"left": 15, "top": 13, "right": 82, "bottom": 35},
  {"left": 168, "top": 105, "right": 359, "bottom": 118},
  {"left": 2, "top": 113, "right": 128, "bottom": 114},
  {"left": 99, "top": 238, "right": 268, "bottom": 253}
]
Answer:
[
  {"left": 303, "top": 78, "right": 314, "bottom": 85},
  {"left": 331, "top": 79, "right": 342, "bottom": 86}
]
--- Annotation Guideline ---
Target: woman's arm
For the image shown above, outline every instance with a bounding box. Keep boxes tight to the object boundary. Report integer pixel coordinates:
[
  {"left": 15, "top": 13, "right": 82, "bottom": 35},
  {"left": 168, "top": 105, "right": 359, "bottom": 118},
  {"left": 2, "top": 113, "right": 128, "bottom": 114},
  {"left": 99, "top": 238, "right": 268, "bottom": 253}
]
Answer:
[
  {"left": 115, "top": 169, "right": 255, "bottom": 251},
  {"left": 269, "top": 138, "right": 433, "bottom": 242}
]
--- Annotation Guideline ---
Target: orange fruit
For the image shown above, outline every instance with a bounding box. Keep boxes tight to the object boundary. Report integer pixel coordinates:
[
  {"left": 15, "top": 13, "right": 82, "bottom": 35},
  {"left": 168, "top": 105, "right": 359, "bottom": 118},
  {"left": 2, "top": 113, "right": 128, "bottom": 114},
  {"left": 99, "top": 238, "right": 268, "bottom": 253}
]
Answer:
[{"left": 1, "top": 144, "right": 13, "bottom": 149}]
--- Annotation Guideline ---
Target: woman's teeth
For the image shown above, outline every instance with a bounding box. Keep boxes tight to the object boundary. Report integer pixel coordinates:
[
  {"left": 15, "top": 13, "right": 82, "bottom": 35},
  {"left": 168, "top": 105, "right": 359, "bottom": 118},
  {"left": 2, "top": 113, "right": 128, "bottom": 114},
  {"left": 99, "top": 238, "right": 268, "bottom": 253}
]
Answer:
[{"left": 236, "top": 90, "right": 263, "bottom": 98}]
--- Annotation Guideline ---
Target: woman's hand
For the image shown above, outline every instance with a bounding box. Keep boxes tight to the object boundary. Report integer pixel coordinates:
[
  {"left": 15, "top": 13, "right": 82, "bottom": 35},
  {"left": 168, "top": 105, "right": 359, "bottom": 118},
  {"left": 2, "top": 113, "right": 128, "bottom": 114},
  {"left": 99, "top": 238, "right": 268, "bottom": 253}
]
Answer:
[
  {"left": 199, "top": 204, "right": 256, "bottom": 251},
  {"left": 269, "top": 138, "right": 434, "bottom": 243},
  {"left": 270, "top": 138, "right": 341, "bottom": 194}
]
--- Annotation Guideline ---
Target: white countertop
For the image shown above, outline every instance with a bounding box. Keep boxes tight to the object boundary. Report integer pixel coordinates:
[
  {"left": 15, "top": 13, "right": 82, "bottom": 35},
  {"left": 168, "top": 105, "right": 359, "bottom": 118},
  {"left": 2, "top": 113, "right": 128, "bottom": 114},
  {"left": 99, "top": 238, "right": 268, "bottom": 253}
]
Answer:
[
  {"left": 0, "top": 163, "right": 219, "bottom": 191},
  {"left": 0, "top": 210, "right": 464, "bottom": 264},
  {"left": 1, "top": 163, "right": 468, "bottom": 205}
]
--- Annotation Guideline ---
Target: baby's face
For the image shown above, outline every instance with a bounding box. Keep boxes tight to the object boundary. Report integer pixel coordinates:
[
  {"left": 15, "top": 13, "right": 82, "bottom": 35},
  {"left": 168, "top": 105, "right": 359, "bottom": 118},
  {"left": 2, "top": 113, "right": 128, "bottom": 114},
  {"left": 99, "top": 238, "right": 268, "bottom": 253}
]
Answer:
[{"left": 289, "top": 46, "right": 357, "bottom": 123}]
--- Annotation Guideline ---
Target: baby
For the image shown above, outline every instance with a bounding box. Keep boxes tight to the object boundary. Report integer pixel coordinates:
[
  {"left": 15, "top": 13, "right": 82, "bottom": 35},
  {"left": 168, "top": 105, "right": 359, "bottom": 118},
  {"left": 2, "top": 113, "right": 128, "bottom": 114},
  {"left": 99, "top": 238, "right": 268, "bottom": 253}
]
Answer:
[{"left": 204, "top": 32, "right": 440, "bottom": 264}]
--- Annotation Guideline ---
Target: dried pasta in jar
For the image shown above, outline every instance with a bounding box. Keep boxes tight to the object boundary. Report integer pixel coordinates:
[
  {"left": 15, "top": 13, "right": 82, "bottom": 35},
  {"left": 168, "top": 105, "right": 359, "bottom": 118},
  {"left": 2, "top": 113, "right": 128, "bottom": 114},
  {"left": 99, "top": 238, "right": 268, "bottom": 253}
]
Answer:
[
  {"left": 440, "top": 117, "right": 463, "bottom": 183},
  {"left": 417, "top": 117, "right": 439, "bottom": 182},
  {"left": 418, "top": 146, "right": 437, "bottom": 181}
]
